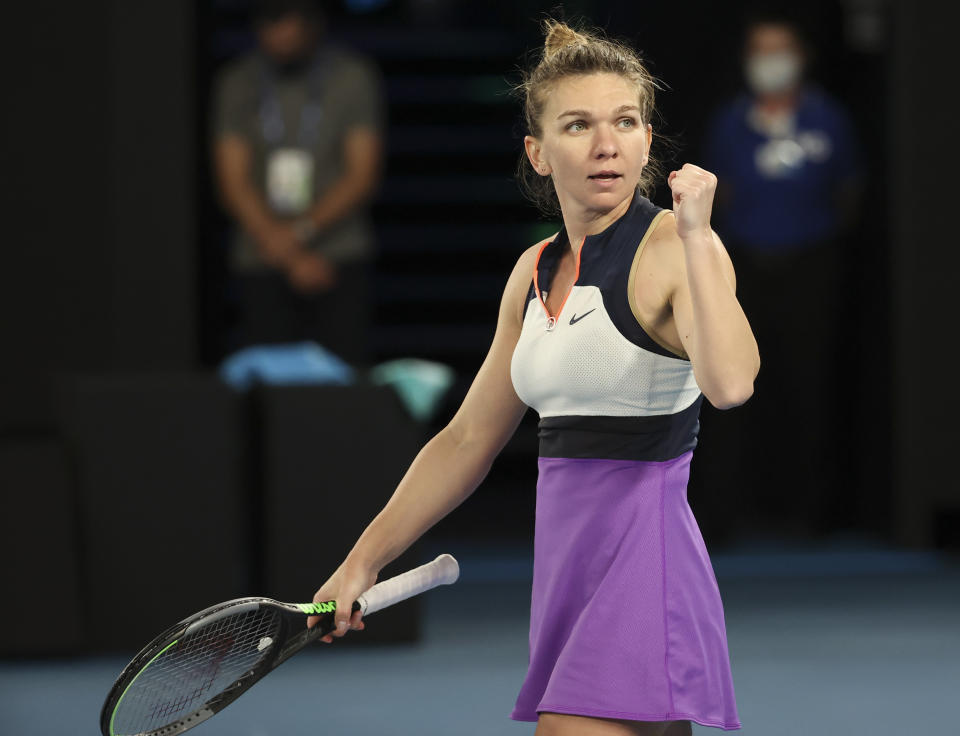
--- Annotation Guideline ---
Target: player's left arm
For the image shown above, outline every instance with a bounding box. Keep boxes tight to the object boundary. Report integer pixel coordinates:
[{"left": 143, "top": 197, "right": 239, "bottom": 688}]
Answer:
[{"left": 667, "top": 163, "right": 760, "bottom": 410}]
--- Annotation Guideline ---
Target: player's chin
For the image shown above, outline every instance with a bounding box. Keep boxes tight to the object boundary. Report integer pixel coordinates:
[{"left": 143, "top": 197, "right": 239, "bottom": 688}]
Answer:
[{"left": 581, "top": 187, "right": 631, "bottom": 212}]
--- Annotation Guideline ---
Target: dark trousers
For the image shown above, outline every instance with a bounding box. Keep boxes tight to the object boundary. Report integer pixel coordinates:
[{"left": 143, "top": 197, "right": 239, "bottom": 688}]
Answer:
[
  {"left": 236, "top": 263, "right": 371, "bottom": 365},
  {"left": 690, "top": 241, "right": 844, "bottom": 542}
]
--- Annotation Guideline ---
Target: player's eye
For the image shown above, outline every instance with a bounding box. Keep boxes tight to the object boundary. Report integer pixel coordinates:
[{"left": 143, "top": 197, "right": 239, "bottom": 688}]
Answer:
[
  {"left": 566, "top": 120, "right": 587, "bottom": 132},
  {"left": 618, "top": 117, "right": 637, "bottom": 128}
]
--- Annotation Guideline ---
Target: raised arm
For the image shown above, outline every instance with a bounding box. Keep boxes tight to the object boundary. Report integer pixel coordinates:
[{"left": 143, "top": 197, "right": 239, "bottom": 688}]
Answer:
[
  {"left": 665, "top": 163, "right": 760, "bottom": 409},
  {"left": 308, "top": 244, "right": 539, "bottom": 636}
]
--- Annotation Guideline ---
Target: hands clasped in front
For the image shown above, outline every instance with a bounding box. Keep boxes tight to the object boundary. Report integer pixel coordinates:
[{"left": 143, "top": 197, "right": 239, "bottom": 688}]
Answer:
[{"left": 255, "top": 220, "right": 337, "bottom": 294}]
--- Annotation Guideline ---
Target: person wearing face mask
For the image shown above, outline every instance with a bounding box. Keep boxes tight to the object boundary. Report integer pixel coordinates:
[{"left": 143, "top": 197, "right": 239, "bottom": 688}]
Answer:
[
  {"left": 698, "top": 13, "right": 861, "bottom": 540},
  {"left": 212, "top": 0, "right": 384, "bottom": 362}
]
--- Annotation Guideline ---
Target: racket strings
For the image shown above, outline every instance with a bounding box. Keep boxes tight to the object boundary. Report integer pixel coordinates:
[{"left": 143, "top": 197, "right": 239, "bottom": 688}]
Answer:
[{"left": 111, "top": 607, "right": 281, "bottom": 735}]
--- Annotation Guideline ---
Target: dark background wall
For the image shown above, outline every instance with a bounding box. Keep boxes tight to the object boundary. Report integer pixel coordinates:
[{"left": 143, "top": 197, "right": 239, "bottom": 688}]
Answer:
[
  {"left": 1, "top": 0, "right": 957, "bottom": 653},
  {"left": 888, "top": 0, "right": 960, "bottom": 546},
  {"left": 2, "top": 0, "right": 196, "bottom": 432}
]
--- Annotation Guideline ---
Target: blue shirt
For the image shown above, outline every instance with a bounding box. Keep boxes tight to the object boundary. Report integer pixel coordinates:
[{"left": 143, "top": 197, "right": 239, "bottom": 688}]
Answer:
[{"left": 704, "top": 87, "right": 860, "bottom": 253}]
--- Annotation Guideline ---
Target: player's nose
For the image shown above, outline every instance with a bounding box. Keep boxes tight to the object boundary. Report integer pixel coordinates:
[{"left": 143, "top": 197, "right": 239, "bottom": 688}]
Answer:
[{"left": 592, "top": 124, "right": 619, "bottom": 159}]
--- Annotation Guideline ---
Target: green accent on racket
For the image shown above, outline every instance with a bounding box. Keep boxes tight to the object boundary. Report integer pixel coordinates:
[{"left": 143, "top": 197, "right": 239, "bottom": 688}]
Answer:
[
  {"left": 296, "top": 601, "right": 336, "bottom": 615},
  {"left": 101, "top": 554, "right": 460, "bottom": 736},
  {"left": 109, "top": 638, "right": 179, "bottom": 736}
]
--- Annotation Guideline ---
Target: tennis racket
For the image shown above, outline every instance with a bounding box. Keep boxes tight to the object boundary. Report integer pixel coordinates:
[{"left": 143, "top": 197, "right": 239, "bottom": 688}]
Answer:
[{"left": 100, "top": 553, "right": 459, "bottom": 736}]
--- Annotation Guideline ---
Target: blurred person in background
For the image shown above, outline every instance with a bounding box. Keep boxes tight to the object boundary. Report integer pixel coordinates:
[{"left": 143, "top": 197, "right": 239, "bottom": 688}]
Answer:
[
  {"left": 701, "top": 12, "right": 861, "bottom": 537},
  {"left": 212, "top": 0, "right": 384, "bottom": 363}
]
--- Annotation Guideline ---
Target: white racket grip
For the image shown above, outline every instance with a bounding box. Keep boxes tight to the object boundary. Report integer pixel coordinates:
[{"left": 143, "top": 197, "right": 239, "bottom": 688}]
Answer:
[{"left": 357, "top": 554, "right": 459, "bottom": 616}]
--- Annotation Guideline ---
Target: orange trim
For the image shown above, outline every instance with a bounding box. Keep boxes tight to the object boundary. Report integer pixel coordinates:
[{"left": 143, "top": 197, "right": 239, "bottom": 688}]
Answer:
[
  {"left": 555, "top": 236, "right": 585, "bottom": 320},
  {"left": 532, "top": 235, "right": 587, "bottom": 324},
  {"left": 531, "top": 239, "right": 553, "bottom": 322}
]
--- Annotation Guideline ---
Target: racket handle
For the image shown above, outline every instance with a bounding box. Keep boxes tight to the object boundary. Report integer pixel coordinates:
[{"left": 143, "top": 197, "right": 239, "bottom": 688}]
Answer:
[{"left": 357, "top": 553, "right": 459, "bottom": 616}]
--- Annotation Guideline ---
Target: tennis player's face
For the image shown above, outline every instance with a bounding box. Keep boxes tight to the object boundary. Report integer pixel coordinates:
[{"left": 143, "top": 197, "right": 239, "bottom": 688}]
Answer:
[{"left": 529, "top": 73, "right": 651, "bottom": 216}]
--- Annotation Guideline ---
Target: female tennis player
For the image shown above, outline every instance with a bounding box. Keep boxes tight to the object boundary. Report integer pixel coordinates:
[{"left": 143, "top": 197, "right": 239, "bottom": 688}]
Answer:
[{"left": 308, "top": 20, "right": 758, "bottom": 735}]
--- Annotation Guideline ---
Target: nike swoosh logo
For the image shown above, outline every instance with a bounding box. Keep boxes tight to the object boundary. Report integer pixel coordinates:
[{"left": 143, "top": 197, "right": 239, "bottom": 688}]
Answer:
[{"left": 569, "top": 309, "right": 596, "bottom": 325}]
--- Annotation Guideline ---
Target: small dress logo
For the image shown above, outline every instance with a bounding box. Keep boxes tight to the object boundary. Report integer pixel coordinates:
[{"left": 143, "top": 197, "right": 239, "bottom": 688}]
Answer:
[{"left": 569, "top": 309, "right": 596, "bottom": 325}]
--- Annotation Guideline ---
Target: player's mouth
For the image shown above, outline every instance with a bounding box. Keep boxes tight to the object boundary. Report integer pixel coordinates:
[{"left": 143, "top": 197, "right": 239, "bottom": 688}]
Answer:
[
  {"left": 588, "top": 170, "right": 622, "bottom": 187},
  {"left": 588, "top": 170, "right": 622, "bottom": 180}
]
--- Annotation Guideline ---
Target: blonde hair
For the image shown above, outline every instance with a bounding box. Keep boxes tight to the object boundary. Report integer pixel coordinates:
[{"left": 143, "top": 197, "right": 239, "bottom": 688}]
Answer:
[{"left": 516, "top": 19, "right": 663, "bottom": 216}]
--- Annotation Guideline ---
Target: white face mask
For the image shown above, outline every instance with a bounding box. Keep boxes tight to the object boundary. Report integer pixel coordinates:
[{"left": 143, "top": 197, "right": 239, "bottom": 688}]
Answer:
[{"left": 745, "top": 51, "right": 802, "bottom": 95}]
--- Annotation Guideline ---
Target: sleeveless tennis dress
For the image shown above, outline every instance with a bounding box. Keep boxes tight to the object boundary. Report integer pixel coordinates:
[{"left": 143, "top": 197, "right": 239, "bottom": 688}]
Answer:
[{"left": 508, "top": 194, "right": 741, "bottom": 730}]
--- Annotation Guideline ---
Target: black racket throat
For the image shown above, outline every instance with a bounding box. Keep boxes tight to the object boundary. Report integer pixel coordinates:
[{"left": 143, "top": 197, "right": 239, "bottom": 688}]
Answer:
[{"left": 100, "top": 597, "right": 350, "bottom": 736}]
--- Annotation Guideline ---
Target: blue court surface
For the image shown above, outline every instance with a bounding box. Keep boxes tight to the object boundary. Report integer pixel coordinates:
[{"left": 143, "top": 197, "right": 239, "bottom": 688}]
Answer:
[{"left": 3, "top": 535, "right": 958, "bottom": 735}]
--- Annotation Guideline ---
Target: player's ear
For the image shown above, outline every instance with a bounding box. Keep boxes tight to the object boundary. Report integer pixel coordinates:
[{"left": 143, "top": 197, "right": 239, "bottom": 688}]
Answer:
[
  {"left": 524, "top": 135, "right": 550, "bottom": 176},
  {"left": 642, "top": 123, "right": 652, "bottom": 166}
]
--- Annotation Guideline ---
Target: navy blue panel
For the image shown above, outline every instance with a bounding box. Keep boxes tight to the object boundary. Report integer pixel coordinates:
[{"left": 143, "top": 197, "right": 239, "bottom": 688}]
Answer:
[
  {"left": 533, "top": 192, "right": 685, "bottom": 361},
  {"left": 538, "top": 396, "right": 703, "bottom": 462},
  {"left": 596, "top": 201, "right": 688, "bottom": 361},
  {"left": 534, "top": 230, "right": 567, "bottom": 304}
]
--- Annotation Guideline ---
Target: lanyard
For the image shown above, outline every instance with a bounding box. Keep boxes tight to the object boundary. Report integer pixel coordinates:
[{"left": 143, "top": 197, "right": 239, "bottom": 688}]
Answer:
[{"left": 258, "top": 49, "right": 330, "bottom": 149}]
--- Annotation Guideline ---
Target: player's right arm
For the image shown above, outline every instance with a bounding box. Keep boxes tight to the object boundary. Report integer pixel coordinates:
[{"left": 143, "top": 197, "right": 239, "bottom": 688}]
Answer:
[{"left": 309, "top": 243, "right": 542, "bottom": 637}]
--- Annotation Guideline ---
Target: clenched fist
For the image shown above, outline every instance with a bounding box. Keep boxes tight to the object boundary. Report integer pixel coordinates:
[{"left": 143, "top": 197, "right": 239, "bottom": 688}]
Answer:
[{"left": 667, "top": 163, "right": 718, "bottom": 241}]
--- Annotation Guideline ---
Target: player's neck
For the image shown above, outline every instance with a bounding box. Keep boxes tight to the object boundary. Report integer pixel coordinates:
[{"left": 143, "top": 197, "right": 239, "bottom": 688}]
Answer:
[{"left": 561, "top": 195, "right": 633, "bottom": 257}]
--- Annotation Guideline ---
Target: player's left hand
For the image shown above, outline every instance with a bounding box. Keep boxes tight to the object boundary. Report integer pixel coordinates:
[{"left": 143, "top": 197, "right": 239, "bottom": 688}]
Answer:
[{"left": 667, "top": 163, "right": 717, "bottom": 241}]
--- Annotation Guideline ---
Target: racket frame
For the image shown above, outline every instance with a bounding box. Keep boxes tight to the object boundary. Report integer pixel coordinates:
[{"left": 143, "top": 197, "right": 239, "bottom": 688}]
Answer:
[
  {"left": 100, "top": 596, "right": 347, "bottom": 736},
  {"left": 100, "top": 553, "right": 458, "bottom": 736}
]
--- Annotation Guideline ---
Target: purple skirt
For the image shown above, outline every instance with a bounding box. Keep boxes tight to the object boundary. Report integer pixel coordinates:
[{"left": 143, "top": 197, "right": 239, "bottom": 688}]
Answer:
[{"left": 510, "top": 451, "right": 741, "bottom": 730}]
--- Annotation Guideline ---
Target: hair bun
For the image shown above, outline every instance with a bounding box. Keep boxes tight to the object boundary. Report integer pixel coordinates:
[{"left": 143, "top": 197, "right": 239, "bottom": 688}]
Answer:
[{"left": 543, "top": 20, "right": 586, "bottom": 59}]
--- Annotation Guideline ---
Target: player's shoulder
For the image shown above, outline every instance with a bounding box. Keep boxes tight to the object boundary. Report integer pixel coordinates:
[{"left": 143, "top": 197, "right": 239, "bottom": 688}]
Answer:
[
  {"left": 515, "top": 233, "right": 556, "bottom": 277},
  {"left": 522, "top": 234, "right": 554, "bottom": 263},
  {"left": 643, "top": 211, "right": 694, "bottom": 270},
  {"left": 646, "top": 214, "right": 735, "bottom": 290},
  {"left": 500, "top": 235, "right": 555, "bottom": 321},
  {"left": 645, "top": 210, "right": 682, "bottom": 255},
  {"left": 637, "top": 212, "right": 684, "bottom": 287}
]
